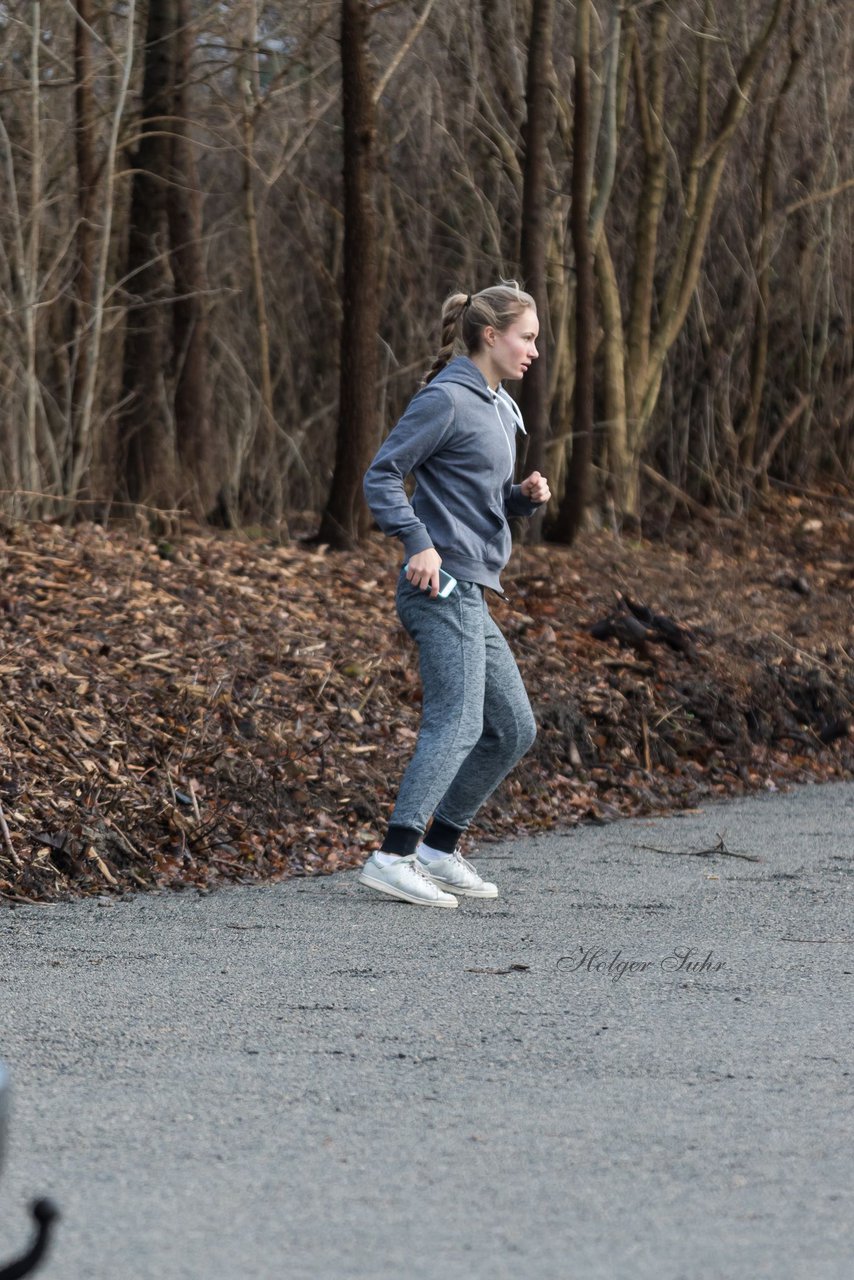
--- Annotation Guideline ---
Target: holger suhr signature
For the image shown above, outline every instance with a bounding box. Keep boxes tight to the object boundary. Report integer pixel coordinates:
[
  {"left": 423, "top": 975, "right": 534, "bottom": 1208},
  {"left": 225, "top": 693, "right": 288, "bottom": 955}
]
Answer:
[{"left": 557, "top": 945, "right": 726, "bottom": 982}]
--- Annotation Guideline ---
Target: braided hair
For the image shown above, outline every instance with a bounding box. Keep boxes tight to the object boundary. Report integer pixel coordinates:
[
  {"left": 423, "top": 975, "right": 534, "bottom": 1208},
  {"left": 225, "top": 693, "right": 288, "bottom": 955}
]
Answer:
[{"left": 422, "top": 280, "right": 536, "bottom": 385}]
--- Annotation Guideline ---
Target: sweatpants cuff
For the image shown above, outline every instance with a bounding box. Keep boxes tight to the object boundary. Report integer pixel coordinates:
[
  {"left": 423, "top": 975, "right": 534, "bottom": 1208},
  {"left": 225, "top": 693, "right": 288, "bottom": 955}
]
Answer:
[{"left": 380, "top": 825, "right": 422, "bottom": 856}]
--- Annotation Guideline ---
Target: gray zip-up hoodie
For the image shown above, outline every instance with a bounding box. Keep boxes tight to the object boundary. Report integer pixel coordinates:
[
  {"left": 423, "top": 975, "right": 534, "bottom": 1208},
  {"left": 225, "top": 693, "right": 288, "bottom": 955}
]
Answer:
[{"left": 363, "top": 355, "right": 543, "bottom": 592}]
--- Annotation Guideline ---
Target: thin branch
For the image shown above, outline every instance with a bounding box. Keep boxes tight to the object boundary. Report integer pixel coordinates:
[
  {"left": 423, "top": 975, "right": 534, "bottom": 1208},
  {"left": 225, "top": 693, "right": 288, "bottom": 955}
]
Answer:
[
  {"left": 784, "top": 175, "right": 854, "bottom": 215},
  {"left": 374, "top": 0, "right": 437, "bottom": 104},
  {"left": 0, "top": 800, "right": 23, "bottom": 869},
  {"left": 636, "top": 836, "right": 761, "bottom": 862}
]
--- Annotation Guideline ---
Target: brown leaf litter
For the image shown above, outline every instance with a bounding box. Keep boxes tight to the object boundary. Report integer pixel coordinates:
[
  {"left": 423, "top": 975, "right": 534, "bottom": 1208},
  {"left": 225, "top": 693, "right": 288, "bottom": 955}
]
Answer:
[{"left": 0, "top": 492, "right": 851, "bottom": 902}]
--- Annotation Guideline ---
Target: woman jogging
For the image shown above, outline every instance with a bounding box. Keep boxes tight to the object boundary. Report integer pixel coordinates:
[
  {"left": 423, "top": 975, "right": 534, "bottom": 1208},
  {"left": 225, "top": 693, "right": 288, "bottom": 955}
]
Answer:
[{"left": 359, "top": 281, "right": 550, "bottom": 908}]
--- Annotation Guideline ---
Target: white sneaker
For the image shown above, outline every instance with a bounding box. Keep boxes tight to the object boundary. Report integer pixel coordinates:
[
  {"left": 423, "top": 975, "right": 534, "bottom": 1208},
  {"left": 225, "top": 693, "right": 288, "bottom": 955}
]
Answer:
[
  {"left": 415, "top": 845, "right": 498, "bottom": 898},
  {"left": 358, "top": 853, "right": 458, "bottom": 908}
]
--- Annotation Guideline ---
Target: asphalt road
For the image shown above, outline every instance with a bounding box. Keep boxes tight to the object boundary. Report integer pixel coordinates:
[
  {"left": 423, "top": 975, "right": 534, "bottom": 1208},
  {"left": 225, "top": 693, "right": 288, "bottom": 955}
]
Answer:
[{"left": 0, "top": 782, "right": 852, "bottom": 1280}]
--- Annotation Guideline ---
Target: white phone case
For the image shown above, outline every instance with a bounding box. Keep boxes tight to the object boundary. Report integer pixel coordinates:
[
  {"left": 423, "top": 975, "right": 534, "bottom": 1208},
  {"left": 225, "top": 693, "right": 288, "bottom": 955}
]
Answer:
[{"left": 402, "top": 562, "right": 458, "bottom": 597}]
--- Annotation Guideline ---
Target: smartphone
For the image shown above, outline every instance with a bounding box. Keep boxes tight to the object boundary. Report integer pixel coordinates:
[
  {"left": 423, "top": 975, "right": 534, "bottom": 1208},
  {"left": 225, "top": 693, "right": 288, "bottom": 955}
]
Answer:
[{"left": 403, "top": 562, "right": 458, "bottom": 597}]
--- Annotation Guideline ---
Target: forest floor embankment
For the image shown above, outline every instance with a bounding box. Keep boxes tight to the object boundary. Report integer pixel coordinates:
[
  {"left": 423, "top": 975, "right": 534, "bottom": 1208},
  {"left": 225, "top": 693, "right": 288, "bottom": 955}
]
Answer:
[{"left": 0, "top": 491, "right": 851, "bottom": 903}]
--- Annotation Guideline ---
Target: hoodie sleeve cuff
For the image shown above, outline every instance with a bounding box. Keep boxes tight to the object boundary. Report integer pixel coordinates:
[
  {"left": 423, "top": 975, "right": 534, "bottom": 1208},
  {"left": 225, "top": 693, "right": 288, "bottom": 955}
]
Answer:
[
  {"left": 506, "top": 484, "right": 542, "bottom": 518},
  {"left": 402, "top": 527, "right": 435, "bottom": 557}
]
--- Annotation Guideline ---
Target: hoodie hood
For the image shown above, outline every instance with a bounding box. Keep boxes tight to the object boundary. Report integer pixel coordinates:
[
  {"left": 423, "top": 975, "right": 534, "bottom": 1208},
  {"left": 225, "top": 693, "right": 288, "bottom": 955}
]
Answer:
[
  {"left": 430, "top": 357, "right": 528, "bottom": 433},
  {"left": 430, "top": 355, "right": 494, "bottom": 402}
]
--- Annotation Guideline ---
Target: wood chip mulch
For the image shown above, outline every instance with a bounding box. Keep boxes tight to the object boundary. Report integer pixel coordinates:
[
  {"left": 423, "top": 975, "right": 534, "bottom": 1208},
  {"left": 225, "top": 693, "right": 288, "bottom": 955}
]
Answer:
[{"left": 0, "top": 492, "right": 852, "bottom": 903}]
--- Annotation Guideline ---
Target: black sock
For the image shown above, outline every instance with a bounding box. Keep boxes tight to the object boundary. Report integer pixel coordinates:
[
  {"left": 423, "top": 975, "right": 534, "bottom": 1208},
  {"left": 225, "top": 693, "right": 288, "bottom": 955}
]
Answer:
[
  {"left": 423, "top": 818, "right": 465, "bottom": 854},
  {"left": 380, "top": 825, "right": 422, "bottom": 857}
]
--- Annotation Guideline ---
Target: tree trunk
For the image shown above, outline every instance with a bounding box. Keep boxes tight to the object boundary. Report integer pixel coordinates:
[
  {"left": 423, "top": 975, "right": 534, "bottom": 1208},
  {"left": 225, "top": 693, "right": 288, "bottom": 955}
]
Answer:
[
  {"left": 118, "top": 0, "right": 177, "bottom": 508},
  {"left": 517, "top": 0, "right": 555, "bottom": 541},
  {"left": 239, "top": 1, "right": 282, "bottom": 528},
  {"left": 21, "top": 2, "right": 43, "bottom": 507},
  {"left": 589, "top": 2, "right": 624, "bottom": 248},
  {"left": 167, "top": 0, "right": 215, "bottom": 517},
  {"left": 68, "top": 0, "right": 137, "bottom": 503},
  {"left": 740, "top": 8, "right": 810, "bottom": 480},
  {"left": 317, "top": 0, "right": 381, "bottom": 550},
  {"left": 551, "top": 0, "right": 594, "bottom": 545},
  {"left": 626, "top": 3, "right": 668, "bottom": 427},
  {"left": 70, "top": 0, "right": 97, "bottom": 487},
  {"left": 595, "top": 232, "right": 632, "bottom": 520}
]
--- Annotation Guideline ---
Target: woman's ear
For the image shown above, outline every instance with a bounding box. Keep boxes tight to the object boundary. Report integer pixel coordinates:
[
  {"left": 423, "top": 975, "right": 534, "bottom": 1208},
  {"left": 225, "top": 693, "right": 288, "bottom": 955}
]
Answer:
[{"left": 482, "top": 325, "right": 496, "bottom": 348}]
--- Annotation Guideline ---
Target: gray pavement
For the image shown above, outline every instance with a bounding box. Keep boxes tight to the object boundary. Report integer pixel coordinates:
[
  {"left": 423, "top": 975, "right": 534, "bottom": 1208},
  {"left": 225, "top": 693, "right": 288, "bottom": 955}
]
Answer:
[{"left": 0, "top": 782, "right": 852, "bottom": 1280}]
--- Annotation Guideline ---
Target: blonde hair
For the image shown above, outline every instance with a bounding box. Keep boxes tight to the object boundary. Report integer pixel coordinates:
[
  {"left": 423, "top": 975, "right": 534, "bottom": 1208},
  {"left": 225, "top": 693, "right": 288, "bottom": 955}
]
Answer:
[{"left": 423, "top": 280, "right": 537, "bottom": 385}]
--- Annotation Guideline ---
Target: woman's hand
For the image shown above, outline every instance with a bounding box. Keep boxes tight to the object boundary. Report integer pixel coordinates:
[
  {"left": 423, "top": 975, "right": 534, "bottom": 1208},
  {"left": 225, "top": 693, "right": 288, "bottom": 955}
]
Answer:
[
  {"left": 406, "top": 548, "right": 443, "bottom": 598},
  {"left": 520, "top": 471, "right": 550, "bottom": 504}
]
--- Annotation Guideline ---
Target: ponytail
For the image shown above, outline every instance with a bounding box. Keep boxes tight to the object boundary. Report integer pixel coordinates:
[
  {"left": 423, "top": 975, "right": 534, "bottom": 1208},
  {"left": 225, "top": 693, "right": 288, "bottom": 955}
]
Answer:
[{"left": 422, "top": 292, "right": 468, "bottom": 385}]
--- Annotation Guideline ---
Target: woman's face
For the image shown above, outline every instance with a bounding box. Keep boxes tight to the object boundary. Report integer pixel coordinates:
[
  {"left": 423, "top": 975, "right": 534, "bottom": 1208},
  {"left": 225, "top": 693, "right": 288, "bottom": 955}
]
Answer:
[{"left": 486, "top": 306, "right": 540, "bottom": 382}]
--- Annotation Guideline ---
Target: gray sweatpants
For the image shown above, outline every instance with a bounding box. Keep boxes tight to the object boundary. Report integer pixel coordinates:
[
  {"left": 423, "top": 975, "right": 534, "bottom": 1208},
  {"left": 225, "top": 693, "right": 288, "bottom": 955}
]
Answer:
[{"left": 387, "top": 569, "right": 537, "bottom": 840}]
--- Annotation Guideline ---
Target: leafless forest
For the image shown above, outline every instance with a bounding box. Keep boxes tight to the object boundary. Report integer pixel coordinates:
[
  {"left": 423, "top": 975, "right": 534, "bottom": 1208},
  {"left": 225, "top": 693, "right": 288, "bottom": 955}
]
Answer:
[{"left": 0, "top": 0, "right": 851, "bottom": 543}]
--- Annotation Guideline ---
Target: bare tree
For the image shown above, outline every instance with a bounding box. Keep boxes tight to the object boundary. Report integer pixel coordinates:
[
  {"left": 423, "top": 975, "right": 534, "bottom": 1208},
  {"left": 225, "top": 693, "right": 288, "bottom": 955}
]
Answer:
[
  {"left": 118, "top": 0, "right": 178, "bottom": 507},
  {"left": 168, "top": 0, "right": 215, "bottom": 517},
  {"left": 318, "top": 0, "right": 383, "bottom": 549},
  {"left": 70, "top": 0, "right": 98, "bottom": 484},
  {"left": 597, "top": 0, "right": 792, "bottom": 521},
  {"left": 551, "top": 0, "right": 594, "bottom": 544},
  {"left": 740, "top": 1, "right": 815, "bottom": 492},
  {"left": 0, "top": 0, "right": 849, "bottom": 528},
  {"left": 236, "top": 0, "right": 281, "bottom": 527},
  {"left": 68, "top": 0, "right": 137, "bottom": 504},
  {"left": 517, "top": 0, "right": 555, "bottom": 535}
]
